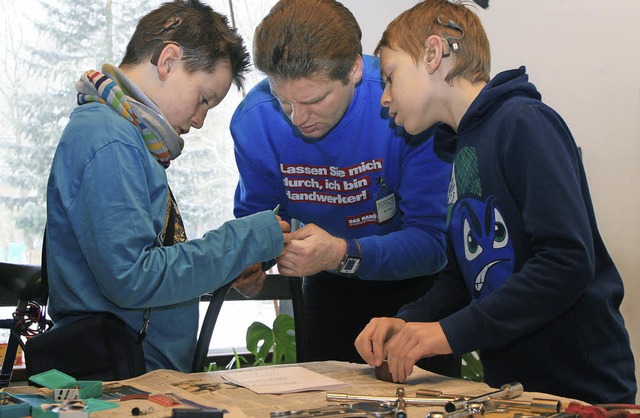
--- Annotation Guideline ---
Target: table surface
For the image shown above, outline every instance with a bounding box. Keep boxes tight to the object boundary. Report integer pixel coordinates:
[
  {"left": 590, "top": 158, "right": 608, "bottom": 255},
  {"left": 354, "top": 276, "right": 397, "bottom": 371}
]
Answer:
[{"left": 5, "top": 361, "right": 580, "bottom": 418}]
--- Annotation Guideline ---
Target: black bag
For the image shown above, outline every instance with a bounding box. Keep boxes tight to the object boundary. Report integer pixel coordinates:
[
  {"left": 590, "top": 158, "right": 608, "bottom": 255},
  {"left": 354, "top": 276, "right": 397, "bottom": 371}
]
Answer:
[{"left": 24, "top": 312, "right": 146, "bottom": 381}]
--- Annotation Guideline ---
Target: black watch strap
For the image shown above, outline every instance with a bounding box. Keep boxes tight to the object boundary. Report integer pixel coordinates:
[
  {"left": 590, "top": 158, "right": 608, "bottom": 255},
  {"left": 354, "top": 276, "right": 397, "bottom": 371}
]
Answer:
[{"left": 338, "top": 239, "right": 362, "bottom": 274}]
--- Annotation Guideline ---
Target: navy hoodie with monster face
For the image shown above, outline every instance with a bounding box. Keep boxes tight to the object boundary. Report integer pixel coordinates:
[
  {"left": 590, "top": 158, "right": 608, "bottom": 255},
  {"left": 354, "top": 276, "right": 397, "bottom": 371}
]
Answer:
[{"left": 397, "top": 67, "right": 636, "bottom": 403}]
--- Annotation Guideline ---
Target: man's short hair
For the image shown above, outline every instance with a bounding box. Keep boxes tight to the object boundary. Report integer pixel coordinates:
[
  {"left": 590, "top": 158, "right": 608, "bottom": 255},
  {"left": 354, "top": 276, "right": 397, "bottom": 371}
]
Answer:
[
  {"left": 121, "top": 0, "right": 249, "bottom": 90},
  {"left": 253, "top": 0, "right": 362, "bottom": 84},
  {"left": 377, "top": 0, "right": 490, "bottom": 84}
]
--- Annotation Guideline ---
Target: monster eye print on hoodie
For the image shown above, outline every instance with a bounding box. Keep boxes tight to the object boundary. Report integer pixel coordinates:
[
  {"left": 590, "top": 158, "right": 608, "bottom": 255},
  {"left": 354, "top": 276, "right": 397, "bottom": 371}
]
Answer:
[{"left": 447, "top": 147, "right": 514, "bottom": 300}]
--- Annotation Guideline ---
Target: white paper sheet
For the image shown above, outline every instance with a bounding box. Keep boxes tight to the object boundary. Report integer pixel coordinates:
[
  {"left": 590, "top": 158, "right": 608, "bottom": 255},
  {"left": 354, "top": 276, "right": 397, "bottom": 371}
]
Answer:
[{"left": 220, "top": 365, "right": 351, "bottom": 394}]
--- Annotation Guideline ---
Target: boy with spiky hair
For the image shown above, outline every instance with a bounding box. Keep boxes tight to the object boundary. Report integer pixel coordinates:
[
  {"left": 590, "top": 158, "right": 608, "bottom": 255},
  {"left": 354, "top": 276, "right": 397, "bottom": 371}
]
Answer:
[{"left": 46, "top": 0, "right": 289, "bottom": 375}]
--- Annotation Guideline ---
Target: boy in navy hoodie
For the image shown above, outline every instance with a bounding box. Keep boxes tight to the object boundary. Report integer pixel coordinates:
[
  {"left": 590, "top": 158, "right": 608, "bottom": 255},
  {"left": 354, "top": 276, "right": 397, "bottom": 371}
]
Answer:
[{"left": 355, "top": 0, "right": 636, "bottom": 404}]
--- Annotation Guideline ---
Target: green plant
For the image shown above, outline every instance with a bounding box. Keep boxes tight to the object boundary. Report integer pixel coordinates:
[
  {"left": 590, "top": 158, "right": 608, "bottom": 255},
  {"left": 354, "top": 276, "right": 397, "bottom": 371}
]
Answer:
[
  {"left": 246, "top": 313, "right": 296, "bottom": 366},
  {"left": 225, "top": 347, "right": 249, "bottom": 370},
  {"left": 460, "top": 351, "right": 484, "bottom": 382},
  {"left": 204, "top": 362, "right": 219, "bottom": 372},
  {"left": 203, "top": 314, "right": 296, "bottom": 371}
]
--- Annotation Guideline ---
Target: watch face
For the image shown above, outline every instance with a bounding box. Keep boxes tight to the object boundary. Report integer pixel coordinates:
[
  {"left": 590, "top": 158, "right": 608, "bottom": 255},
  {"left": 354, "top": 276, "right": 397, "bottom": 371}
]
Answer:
[{"left": 341, "top": 257, "right": 361, "bottom": 274}]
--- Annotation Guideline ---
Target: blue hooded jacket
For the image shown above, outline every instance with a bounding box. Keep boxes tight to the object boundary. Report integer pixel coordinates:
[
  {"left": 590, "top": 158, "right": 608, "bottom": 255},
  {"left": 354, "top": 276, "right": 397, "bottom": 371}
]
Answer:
[{"left": 397, "top": 67, "right": 636, "bottom": 404}]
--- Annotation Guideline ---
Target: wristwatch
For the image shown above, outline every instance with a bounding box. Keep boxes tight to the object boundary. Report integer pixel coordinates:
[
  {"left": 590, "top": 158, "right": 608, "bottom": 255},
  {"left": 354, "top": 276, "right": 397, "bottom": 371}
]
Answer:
[{"left": 338, "top": 239, "right": 362, "bottom": 274}]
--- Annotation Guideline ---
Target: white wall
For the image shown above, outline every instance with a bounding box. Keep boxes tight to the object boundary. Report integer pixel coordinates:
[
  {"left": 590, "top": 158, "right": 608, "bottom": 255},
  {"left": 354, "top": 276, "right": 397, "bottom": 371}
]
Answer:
[{"left": 343, "top": 0, "right": 640, "bottom": 395}]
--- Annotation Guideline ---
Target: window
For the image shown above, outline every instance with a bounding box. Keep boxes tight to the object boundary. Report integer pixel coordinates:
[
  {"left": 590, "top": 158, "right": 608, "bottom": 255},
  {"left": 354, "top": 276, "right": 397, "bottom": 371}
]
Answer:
[{"left": 0, "top": 0, "right": 278, "bottom": 355}]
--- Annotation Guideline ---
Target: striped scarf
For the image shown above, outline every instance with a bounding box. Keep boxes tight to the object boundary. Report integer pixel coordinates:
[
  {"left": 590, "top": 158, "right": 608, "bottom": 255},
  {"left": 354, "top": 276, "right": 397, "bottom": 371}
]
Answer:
[
  {"left": 76, "top": 64, "right": 184, "bottom": 168},
  {"left": 76, "top": 64, "right": 187, "bottom": 244}
]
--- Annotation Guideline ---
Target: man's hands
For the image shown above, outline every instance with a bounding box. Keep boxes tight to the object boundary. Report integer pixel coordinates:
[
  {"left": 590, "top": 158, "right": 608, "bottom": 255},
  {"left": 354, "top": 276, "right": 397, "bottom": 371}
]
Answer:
[
  {"left": 277, "top": 223, "right": 346, "bottom": 277},
  {"left": 355, "top": 317, "right": 453, "bottom": 383}
]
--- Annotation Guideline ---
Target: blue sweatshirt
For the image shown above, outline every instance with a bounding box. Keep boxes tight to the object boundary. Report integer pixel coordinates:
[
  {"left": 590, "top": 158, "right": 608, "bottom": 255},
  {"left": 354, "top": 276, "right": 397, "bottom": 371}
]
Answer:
[
  {"left": 231, "top": 55, "right": 450, "bottom": 280},
  {"left": 47, "top": 102, "right": 284, "bottom": 372},
  {"left": 397, "top": 67, "right": 636, "bottom": 403}
]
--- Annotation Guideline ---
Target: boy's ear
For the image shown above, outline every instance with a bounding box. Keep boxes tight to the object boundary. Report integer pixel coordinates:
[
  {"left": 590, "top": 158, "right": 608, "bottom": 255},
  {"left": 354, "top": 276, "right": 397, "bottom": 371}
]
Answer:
[
  {"left": 349, "top": 55, "right": 364, "bottom": 85},
  {"left": 423, "top": 35, "right": 445, "bottom": 75},
  {"left": 156, "top": 43, "right": 183, "bottom": 80}
]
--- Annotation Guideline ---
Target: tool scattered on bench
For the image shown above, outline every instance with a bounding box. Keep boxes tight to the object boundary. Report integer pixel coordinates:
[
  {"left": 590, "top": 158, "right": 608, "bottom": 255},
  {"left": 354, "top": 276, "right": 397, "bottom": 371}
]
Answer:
[
  {"left": 445, "top": 382, "right": 524, "bottom": 412},
  {"left": 417, "top": 385, "right": 561, "bottom": 414},
  {"left": 324, "top": 382, "right": 564, "bottom": 418},
  {"left": 326, "top": 390, "right": 455, "bottom": 407}
]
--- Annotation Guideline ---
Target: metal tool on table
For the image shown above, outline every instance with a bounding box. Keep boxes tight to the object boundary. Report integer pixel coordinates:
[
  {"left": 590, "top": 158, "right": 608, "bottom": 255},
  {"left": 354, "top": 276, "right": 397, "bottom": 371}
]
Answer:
[
  {"left": 416, "top": 389, "right": 470, "bottom": 400},
  {"left": 395, "top": 387, "right": 407, "bottom": 418},
  {"left": 445, "top": 382, "right": 524, "bottom": 412},
  {"left": 486, "top": 398, "right": 562, "bottom": 414},
  {"left": 417, "top": 386, "right": 561, "bottom": 415},
  {"left": 426, "top": 402, "right": 487, "bottom": 418},
  {"left": 327, "top": 386, "right": 453, "bottom": 417},
  {"left": 270, "top": 402, "right": 396, "bottom": 417},
  {"left": 327, "top": 391, "right": 456, "bottom": 407},
  {"left": 324, "top": 382, "right": 560, "bottom": 418}
]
